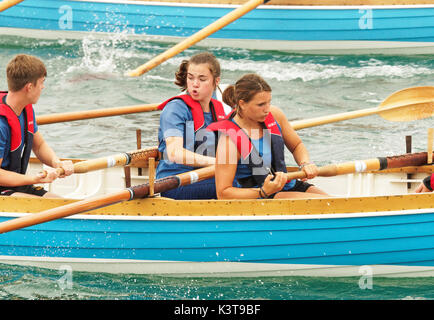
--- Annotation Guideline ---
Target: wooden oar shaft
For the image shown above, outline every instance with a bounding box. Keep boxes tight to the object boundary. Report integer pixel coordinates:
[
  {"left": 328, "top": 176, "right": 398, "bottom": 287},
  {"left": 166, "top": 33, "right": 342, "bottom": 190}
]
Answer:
[
  {"left": 127, "top": 147, "right": 161, "bottom": 168},
  {"left": 35, "top": 86, "right": 433, "bottom": 126},
  {"left": 127, "top": 0, "right": 266, "bottom": 77},
  {"left": 129, "top": 165, "right": 215, "bottom": 198},
  {"left": 54, "top": 147, "right": 160, "bottom": 176},
  {"left": 177, "top": 165, "right": 216, "bottom": 186},
  {"left": 290, "top": 107, "right": 379, "bottom": 130},
  {"left": 0, "top": 165, "right": 215, "bottom": 234},
  {"left": 36, "top": 103, "right": 159, "bottom": 125},
  {"left": 0, "top": 0, "right": 23, "bottom": 12},
  {"left": 68, "top": 153, "right": 130, "bottom": 174},
  {"left": 0, "top": 190, "right": 131, "bottom": 234},
  {"left": 287, "top": 152, "right": 434, "bottom": 180}
]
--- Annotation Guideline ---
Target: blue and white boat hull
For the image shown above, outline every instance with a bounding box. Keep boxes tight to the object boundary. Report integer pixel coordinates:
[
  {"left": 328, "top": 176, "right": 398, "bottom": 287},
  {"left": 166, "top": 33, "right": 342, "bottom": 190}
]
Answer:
[
  {"left": 1, "top": 205, "right": 434, "bottom": 277},
  {"left": 1, "top": 0, "right": 434, "bottom": 54}
]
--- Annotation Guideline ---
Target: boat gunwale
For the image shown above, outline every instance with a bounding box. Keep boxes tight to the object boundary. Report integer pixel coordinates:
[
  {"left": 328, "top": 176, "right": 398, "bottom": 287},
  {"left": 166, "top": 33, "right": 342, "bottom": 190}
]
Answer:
[
  {"left": 18, "top": 0, "right": 434, "bottom": 10},
  {"left": 0, "top": 195, "right": 433, "bottom": 221}
]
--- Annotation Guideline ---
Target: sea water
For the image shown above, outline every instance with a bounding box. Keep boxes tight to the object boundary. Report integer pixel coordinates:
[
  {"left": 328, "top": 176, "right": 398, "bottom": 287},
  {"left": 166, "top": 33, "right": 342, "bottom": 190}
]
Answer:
[{"left": 0, "top": 34, "right": 433, "bottom": 301}]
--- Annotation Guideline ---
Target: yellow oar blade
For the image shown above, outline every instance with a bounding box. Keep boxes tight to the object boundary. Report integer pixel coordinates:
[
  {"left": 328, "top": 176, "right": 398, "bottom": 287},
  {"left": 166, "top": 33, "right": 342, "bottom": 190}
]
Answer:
[
  {"left": 378, "top": 86, "right": 434, "bottom": 121},
  {"left": 0, "top": 0, "right": 23, "bottom": 12},
  {"left": 292, "top": 86, "right": 434, "bottom": 129}
]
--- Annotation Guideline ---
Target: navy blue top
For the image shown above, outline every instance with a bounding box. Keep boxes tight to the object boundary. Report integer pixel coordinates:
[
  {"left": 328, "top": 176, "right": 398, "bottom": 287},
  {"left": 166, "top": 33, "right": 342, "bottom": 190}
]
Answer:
[
  {"left": 231, "top": 119, "right": 296, "bottom": 190},
  {"left": 0, "top": 108, "right": 38, "bottom": 168}
]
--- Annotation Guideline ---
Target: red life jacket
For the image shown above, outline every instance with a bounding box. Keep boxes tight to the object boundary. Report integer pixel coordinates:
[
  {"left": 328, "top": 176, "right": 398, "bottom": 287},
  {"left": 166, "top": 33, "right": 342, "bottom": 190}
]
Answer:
[
  {"left": 207, "top": 112, "right": 288, "bottom": 188},
  {"left": 0, "top": 91, "right": 35, "bottom": 174},
  {"left": 158, "top": 94, "right": 227, "bottom": 155},
  {"left": 158, "top": 94, "right": 226, "bottom": 132}
]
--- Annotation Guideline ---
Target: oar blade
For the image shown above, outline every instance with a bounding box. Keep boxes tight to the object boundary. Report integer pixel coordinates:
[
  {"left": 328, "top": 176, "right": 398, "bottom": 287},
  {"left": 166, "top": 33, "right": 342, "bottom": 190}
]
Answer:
[
  {"left": 378, "top": 86, "right": 434, "bottom": 121},
  {"left": 0, "top": 0, "right": 23, "bottom": 12}
]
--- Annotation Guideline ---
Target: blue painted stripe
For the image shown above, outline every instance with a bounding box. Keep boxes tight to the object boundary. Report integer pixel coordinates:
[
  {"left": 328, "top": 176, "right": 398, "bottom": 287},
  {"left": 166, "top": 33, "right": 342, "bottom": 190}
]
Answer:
[
  {"left": 1, "top": 212, "right": 434, "bottom": 266},
  {"left": 2, "top": 218, "right": 434, "bottom": 249},
  {"left": 3, "top": 240, "right": 434, "bottom": 266},
  {"left": 3, "top": 211, "right": 434, "bottom": 232}
]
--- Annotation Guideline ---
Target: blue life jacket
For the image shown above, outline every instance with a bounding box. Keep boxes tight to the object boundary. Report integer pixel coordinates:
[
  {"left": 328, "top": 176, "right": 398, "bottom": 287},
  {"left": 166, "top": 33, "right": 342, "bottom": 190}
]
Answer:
[{"left": 207, "top": 112, "right": 292, "bottom": 188}]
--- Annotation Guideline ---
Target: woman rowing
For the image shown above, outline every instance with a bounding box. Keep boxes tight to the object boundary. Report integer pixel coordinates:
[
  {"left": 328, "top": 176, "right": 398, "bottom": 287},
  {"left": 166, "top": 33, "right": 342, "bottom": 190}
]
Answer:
[
  {"left": 156, "top": 52, "right": 229, "bottom": 199},
  {"left": 208, "top": 73, "right": 329, "bottom": 199}
]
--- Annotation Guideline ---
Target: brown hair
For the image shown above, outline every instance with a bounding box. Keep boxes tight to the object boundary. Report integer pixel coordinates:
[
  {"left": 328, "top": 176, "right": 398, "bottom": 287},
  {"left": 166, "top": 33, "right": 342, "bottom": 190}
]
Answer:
[
  {"left": 222, "top": 73, "right": 271, "bottom": 117},
  {"left": 174, "top": 52, "right": 221, "bottom": 91},
  {"left": 6, "top": 54, "right": 47, "bottom": 92}
]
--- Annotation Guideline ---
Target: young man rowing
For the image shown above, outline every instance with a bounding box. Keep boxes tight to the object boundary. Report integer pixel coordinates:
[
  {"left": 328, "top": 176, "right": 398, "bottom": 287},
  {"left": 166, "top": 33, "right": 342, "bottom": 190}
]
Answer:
[{"left": 0, "top": 54, "right": 73, "bottom": 198}]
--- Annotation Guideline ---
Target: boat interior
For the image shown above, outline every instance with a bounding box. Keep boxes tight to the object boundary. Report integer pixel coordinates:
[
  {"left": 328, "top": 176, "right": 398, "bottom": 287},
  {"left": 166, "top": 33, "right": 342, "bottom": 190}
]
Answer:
[{"left": 27, "top": 156, "right": 432, "bottom": 200}]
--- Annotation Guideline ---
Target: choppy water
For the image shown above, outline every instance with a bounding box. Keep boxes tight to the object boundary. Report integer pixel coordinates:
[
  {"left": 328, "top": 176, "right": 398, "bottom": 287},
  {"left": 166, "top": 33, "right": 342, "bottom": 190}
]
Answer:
[
  {"left": 0, "top": 33, "right": 434, "bottom": 301},
  {"left": 2, "top": 264, "right": 434, "bottom": 301},
  {"left": 1, "top": 34, "right": 433, "bottom": 162}
]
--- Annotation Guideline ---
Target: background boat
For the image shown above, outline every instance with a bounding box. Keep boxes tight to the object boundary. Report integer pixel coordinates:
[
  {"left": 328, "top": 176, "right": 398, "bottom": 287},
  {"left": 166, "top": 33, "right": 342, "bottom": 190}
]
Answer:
[{"left": 1, "top": 0, "right": 434, "bottom": 54}]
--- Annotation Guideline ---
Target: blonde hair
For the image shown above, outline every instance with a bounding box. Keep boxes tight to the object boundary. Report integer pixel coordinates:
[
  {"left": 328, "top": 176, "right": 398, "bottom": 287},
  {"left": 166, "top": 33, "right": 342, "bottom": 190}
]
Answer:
[
  {"left": 6, "top": 54, "right": 47, "bottom": 92},
  {"left": 222, "top": 73, "right": 271, "bottom": 117},
  {"left": 174, "top": 52, "right": 221, "bottom": 91}
]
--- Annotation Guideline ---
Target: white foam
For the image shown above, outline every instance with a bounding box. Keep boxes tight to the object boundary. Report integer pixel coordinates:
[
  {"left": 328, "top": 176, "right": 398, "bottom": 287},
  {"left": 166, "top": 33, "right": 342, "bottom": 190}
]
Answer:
[{"left": 223, "top": 58, "right": 433, "bottom": 82}]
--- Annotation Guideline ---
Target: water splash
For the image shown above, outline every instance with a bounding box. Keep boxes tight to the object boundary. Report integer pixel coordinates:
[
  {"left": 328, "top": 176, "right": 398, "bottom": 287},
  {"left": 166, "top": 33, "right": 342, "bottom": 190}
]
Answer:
[{"left": 65, "top": 32, "right": 133, "bottom": 74}]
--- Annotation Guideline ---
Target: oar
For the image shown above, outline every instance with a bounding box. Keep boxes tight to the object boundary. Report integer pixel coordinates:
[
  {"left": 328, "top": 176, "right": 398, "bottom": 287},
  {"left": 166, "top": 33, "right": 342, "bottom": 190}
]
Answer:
[
  {"left": 286, "top": 151, "right": 434, "bottom": 181},
  {"left": 291, "top": 86, "right": 434, "bottom": 130},
  {"left": 36, "top": 86, "right": 433, "bottom": 126},
  {"left": 37, "top": 103, "right": 158, "bottom": 125},
  {"left": 53, "top": 147, "right": 160, "bottom": 176},
  {"left": 2, "top": 151, "right": 433, "bottom": 234},
  {"left": 45, "top": 85, "right": 433, "bottom": 174},
  {"left": 126, "top": 0, "right": 269, "bottom": 77},
  {"left": 0, "top": 0, "right": 23, "bottom": 12},
  {"left": 2, "top": 151, "right": 432, "bottom": 233},
  {"left": 0, "top": 166, "right": 215, "bottom": 234}
]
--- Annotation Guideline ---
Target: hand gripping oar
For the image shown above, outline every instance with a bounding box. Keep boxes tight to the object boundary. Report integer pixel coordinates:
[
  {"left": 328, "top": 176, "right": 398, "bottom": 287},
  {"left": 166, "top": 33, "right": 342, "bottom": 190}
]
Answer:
[
  {"left": 291, "top": 86, "right": 434, "bottom": 130},
  {"left": 286, "top": 152, "right": 434, "bottom": 181},
  {"left": 0, "top": 165, "right": 215, "bottom": 234},
  {"left": 127, "top": 0, "right": 269, "bottom": 77},
  {"left": 0, "top": 0, "right": 23, "bottom": 12}
]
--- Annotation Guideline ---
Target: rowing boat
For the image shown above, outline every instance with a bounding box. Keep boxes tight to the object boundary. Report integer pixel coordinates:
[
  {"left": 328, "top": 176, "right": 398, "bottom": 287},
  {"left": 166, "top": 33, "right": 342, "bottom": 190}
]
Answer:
[
  {"left": 0, "top": 155, "right": 433, "bottom": 277},
  {"left": 1, "top": 0, "right": 434, "bottom": 54}
]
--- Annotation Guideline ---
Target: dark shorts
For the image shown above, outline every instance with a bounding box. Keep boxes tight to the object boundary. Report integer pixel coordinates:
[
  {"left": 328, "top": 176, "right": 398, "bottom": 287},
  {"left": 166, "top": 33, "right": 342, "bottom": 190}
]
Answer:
[
  {"left": 0, "top": 185, "right": 48, "bottom": 197},
  {"left": 268, "top": 180, "right": 315, "bottom": 199},
  {"left": 290, "top": 179, "right": 314, "bottom": 193},
  {"left": 160, "top": 178, "right": 217, "bottom": 200}
]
